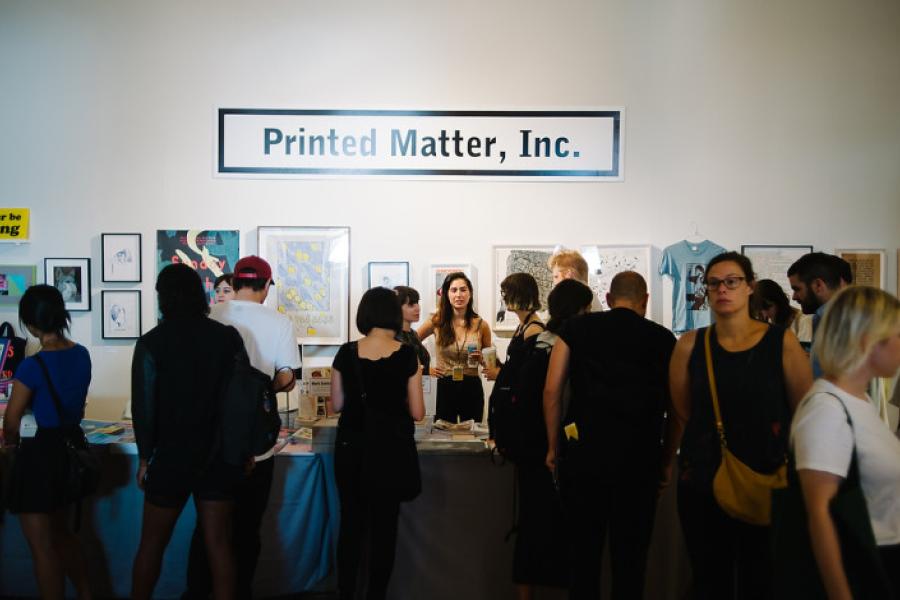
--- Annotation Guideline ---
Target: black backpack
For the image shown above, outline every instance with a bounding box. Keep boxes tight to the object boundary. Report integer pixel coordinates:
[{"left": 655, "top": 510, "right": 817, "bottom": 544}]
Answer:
[
  {"left": 220, "top": 348, "right": 282, "bottom": 466},
  {"left": 489, "top": 330, "right": 552, "bottom": 464}
]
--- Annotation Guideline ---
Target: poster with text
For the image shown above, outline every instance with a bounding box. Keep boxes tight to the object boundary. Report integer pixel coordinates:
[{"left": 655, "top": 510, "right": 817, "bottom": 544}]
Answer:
[{"left": 156, "top": 230, "right": 240, "bottom": 306}]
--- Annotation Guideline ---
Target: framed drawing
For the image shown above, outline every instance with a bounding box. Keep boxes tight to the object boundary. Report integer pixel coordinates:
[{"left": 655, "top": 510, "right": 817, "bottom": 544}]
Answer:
[
  {"left": 741, "top": 245, "right": 812, "bottom": 308},
  {"left": 258, "top": 226, "right": 350, "bottom": 345},
  {"left": 0, "top": 265, "right": 36, "bottom": 306},
  {"left": 581, "top": 245, "right": 652, "bottom": 312},
  {"left": 102, "top": 233, "right": 142, "bottom": 282},
  {"left": 44, "top": 257, "right": 91, "bottom": 311},
  {"left": 368, "top": 261, "right": 409, "bottom": 289},
  {"left": 102, "top": 290, "right": 141, "bottom": 339},
  {"left": 834, "top": 248, "right": 886, "bottom": 289},
  {"left": 156, "top": 230, "right": 240, "bottom": 306},
  {"left": 493, "top": 245, "right": 555, "bottom": 332},
  {"left": 427, "top": 264, "right": 477, "bottom": 317}
]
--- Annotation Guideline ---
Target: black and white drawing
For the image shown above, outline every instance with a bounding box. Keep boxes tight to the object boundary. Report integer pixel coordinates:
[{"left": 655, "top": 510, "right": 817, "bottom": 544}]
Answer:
[
  {"left": 368, "top": 261, "right": 409, "bottom": 290},
  {"left": 102, "top": 290, "right": 141, "bottom": 339},
  {"left": 44, "top": 257, "right": 91, "bottom": 311},
  {"left": 102, "top": 233, "right": 142, "bottom": 282},
  {"left": 581, "top": 245, "right": 653, "bottom": 313},
  {"left": 493, "top": 246, "right": 554, "bottom": 332}
]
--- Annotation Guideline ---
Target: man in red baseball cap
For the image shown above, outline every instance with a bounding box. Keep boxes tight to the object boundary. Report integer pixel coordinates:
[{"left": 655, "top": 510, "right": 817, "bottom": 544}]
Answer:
[{"left": 184, "top": 255, "right": 300, "bottom": 599}]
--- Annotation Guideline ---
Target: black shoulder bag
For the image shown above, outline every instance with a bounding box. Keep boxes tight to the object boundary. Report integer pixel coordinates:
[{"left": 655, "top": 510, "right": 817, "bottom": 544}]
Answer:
[
  {"left": 352, "top": 342, "right": 421, "bottom": 503},
  {"left": 771, "top": 393, "right": 892, "bottom": 599},
  {"left": 33, "top": 355, "right": 101, "bottom": 508}
]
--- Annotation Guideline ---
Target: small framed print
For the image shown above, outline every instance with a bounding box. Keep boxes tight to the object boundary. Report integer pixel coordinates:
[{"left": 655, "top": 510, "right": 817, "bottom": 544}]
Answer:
[
  {"left": 44, "top": 258, "right": 91, "bottom": 311},
  {"left": 0, "top": 265, "right": 36, "bottom": 306},
  {"left": 368, "top": 261, "right": 409, "bottom": 289},
  {"left": 102, "top": 290, "right": 141, "bottom": 339},
  {"left": 102, "top": 233, "right": 142, "bottom": 282},
  {"left": 834, "top": 248, "right": 887, "bottom": 290}
]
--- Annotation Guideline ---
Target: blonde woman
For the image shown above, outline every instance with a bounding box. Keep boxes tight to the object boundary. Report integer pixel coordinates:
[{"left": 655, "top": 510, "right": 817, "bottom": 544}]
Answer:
[{"left": 790, "top": 286, "right": 900, "bottom": 598}]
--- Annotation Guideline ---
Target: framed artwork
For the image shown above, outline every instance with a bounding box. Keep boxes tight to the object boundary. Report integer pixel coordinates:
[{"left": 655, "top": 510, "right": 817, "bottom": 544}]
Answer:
[
  {"left": 581, "top": 245, "right": 653, "bottom": 312},
  {"left": 102, "top": 233, "right": 142, "bottom": 282},
  {"left": 258, "top": 226, "right": 350, "bottom": 345},
  {"left": 741, "top": 245, "right": 813, "bottom": 308},
  {"left": 368, "top": 261, "right": 409, "bottom": 289},
  {"left": 493, "top": 245, "right": 555, "bottom": 332},
  {"left": 897, "top": 250, "right": 899, "bottom": 297},
  {"left": 44, "top": 258, "right": 91, "bottom": 311},
  {"left": 0, "top": 265, "right": 36, "bottom": 306},
  {"left": 834, "top": 248, "right": 886, "bottom": 289},
  {"left": 156, "top": 230, "right": 240, "bottom": 306},
  {"left": 426, "top": 263, "right": 477, "bottom": 317},
  {"left": 102, "top": 290, "right": 141, "bottom": 339}
]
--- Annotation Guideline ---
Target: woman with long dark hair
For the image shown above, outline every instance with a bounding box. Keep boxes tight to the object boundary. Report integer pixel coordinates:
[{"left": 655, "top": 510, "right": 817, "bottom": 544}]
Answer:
[
  {"left": 752, "top": 278, "right": 812, "bottom": 348},
  {"left": 1, "top": 284, "right": 93, "bottom": 599},
  {"left": 662, "top": 252, "right": 813, "bottom": 599},
  {"left": 418, "top": 272, "right": 491, "bottom": 423},
  {"left": 394, "top": 285, "right": 430, "bottom": 375},
  {"left": 131, "top": 264, "right": 245, "bottom": 600}
]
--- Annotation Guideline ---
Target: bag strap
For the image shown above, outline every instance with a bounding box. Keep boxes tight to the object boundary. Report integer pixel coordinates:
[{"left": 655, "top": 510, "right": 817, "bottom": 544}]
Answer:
[
  {"left": 820, "top": 391, "right": 862, "bottom": 487},
  {"left": 703, "top": 326, "right": 728, "bottom": 448},
  {"left": 33, "top": 354, "right": 69, "bottom": 425}
]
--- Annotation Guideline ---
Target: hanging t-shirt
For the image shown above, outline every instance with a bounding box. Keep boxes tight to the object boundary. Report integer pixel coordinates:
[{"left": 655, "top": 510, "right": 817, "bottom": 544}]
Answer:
[{"left": 659, "top": 240, "right": 726, "bottom": 333}]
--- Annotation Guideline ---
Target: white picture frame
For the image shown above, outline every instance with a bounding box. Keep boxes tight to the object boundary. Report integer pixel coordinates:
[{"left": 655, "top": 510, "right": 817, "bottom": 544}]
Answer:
[
  {"left": 580, "top": 244, "right": 653, "bottom": 313},
  {"left": 44, "top": 257, "right": 91, "bottom": 311},
  {"left": 101, "top": 233, "right": 142, "bottom": 283},
  {"left": 741, "top": 245, "right": 813, "bottom": 309},
  {"left": 834, "top": 248, "right": 887, "bottom": 290},
  {"left": 102, "top": 290, "right": 141, "bottom": 339},
  {"left": 368, "top": 261, "right": 409, "bottom": 289},
  {"left": 258, "top": 226, "right": 350, "bottom": 345},
  {"left": 493, "top": 245, "right": 555, "bottom": 332}
]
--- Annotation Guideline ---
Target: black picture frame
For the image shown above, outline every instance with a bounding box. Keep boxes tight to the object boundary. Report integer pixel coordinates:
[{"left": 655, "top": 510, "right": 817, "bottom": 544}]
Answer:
[
  {"left": 44, "top": 257, "right": 91, "bottom": 311},
  {"left": 101, "top": 233, "right": 142, "bottom": 283},
  {"left": 101, "top": 290, "right": 142, "bottom": 339}
]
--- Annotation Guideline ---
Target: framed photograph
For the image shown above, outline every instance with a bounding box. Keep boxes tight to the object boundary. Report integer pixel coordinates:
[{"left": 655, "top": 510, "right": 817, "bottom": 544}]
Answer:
[
  {"left": 44, "top": 258, "right": 91, "bottom": 311},
  {"left": 102, "top": 290, "right": 141, "bottom": 339},
  {"left": 258, "top": 226, "right": 350, "bottom": 345},
  {"left": 368, "top": 261, "right": 409, "bottom": 289},
  {"left": 102, "top": 233, "right": 142, "bottom": 282},
  {"left": 834, "top": 248, "right": 886, "bottom": 289},
  {"left": 741, "top": 245, "right": 813, "bottom": 308},
  {"left": 581, "top": 245, "right": 653, "bottom": 313},
  {"left": 157, "top": 230, "right": 240, "bottom": 306},
  {"left": 427, "top": 263, "right": 477, "bottom": 317},
  {"left": 493, "top": 245, "right": 555, "bottom": 332},
  {"left": 0, "top": 265, "right": 36, "bottom": 306}
]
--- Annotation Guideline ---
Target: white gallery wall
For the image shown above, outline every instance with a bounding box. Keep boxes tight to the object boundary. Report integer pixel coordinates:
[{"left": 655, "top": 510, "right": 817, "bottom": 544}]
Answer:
[{"left": 2, "top": 0, "right": 899, "bottom": 420}]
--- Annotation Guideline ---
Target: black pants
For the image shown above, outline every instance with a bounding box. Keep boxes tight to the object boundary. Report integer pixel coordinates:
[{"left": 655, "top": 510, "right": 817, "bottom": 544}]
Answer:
[
  {"left": 513, "top": 462, "right": 568, "bottom": 588},
  {"left": 182, "top": 457, "right": 275, "bottom": 599},
  {"left": 335, "top": 439, "right": 401, "bottom": 600},
  {"left": 435, "top": 375, "right": 484, "bottom": 423},
  {"left": 677, "top": 482, "right": 772, "bottom": 600},
  {"left": 563, "top": 470, "right": 658, "bottom": 599},
  {"left": 881, "top": 544, "right": 900, "bottom": 599}
]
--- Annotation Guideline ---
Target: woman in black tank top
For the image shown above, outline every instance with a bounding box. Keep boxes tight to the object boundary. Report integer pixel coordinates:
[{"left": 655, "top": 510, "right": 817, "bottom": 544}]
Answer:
[{"left": 662, "top": 252, "right": 812, "bottom": 600}]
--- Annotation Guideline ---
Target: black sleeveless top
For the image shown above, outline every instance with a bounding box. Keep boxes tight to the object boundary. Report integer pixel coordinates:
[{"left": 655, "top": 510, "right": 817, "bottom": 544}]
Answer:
[{"left": 678, "top": 325, "right": 790, "bottom": 488}]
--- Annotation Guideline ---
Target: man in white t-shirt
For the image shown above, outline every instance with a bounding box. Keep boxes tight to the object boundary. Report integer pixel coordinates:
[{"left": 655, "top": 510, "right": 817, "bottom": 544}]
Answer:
[{"left": 183, "top": 255, "right": 300, "bottom": 599}]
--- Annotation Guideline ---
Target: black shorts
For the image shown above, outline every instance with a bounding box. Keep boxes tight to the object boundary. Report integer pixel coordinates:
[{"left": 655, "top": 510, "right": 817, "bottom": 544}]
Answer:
[
  {"left": 436, "top": 375, "right": 484, "bottom": 423},
  {"left": 143, "top": 458, "right": 244, "bottom": 508},
  {"left": 6, "top": 427, "right": 85, "bottom": 514}
]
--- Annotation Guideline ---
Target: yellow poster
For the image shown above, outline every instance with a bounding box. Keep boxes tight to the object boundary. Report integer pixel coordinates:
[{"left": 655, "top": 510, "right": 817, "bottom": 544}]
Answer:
[{"left": 0, "top": 208, "right": 29, "bottom": 241}]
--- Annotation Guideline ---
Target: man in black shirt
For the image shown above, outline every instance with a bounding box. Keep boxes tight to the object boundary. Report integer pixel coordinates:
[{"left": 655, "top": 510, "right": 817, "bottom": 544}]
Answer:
[{"left": 544, "top": 271, "right": 676, "bottom": 599}]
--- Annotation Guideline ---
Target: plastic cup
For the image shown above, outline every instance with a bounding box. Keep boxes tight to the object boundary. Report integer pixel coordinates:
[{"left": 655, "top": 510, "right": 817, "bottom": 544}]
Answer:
[{"left": 482, "top": 347, "right": 497, "bottom": 370}]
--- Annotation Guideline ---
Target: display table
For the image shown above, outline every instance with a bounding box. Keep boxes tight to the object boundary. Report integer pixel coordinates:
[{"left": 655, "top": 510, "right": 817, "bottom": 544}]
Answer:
[{"left": 0, "top": 430, "right": 690, "bottom": 599}]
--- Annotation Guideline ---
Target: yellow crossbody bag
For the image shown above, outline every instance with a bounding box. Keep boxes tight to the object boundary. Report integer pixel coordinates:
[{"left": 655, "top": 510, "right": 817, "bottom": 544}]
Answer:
[{"left": 705, "top": 326, "right": 787, "bottom": 526}]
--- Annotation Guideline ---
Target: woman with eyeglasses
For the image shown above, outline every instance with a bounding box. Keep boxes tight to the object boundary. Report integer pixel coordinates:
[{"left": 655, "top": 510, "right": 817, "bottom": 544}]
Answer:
[{"left": 661, "top": 251, "right": 813, "bottom": 599}]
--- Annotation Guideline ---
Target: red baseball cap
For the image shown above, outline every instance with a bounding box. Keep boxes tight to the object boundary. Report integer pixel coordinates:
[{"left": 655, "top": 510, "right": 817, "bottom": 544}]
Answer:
[{"left": 233, "top": 255, "right": 273, "bottom": 282}]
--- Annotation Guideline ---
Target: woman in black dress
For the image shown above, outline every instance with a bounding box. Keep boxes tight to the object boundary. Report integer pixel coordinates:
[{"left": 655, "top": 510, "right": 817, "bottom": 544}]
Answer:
[
  {"left": 331, "top": 287, "right": 425, "bottom": 600},
  {"left": 393, "top": 285, "right": 430, "bottom": 375},
  {"left": 663, "top": 252, "right": 813, "bottom": 599}
]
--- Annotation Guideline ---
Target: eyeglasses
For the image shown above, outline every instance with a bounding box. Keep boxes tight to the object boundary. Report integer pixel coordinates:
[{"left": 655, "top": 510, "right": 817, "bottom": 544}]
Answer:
[{"left": 705, "top": 276, "right": 746, "bottom": 291}]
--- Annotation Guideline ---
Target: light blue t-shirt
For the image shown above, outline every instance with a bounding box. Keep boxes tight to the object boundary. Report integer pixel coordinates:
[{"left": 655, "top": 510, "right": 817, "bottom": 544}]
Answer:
[{"left": 659, "top": 240, "right": 726, "bottom": 334}]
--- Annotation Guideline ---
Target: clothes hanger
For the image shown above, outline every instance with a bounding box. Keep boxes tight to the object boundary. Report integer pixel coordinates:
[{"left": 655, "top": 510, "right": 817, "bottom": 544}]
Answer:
[{"left": 686, "top": 221, "right": 705, "bottom": 247}]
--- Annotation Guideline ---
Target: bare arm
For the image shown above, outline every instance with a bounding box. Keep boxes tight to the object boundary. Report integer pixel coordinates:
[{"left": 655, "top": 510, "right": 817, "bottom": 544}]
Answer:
[
  {"left": 660, "top": 331, "right": 696, "bottom": 490},
  {"left": 798, "top": 469, "right": 853, "bottom": 600},
  {"left": 274, "top": 367, "right": 297, "bottom": 393},
  {"left": 330, "top": 367, "right": 345, "bottom": 414},
  {"left": 543, "top": 339, "right": 570, "bottom": 472},
  {"left": 416, "top": 320, "right": 435, "bottom": 342},
  {"left": 407, "top": 368, "right": 425, "bottom": 421},
  {"left": 782, "top": 328, "right": 813, "bottom": 412},
  {"left": 479, "top": 319, "right": 492, "bottom": 349},
  {"left": 2, "top": 379, "right": 32, "bottom": 447}
]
